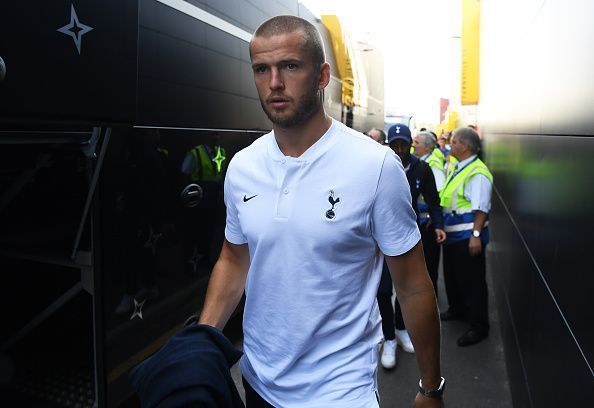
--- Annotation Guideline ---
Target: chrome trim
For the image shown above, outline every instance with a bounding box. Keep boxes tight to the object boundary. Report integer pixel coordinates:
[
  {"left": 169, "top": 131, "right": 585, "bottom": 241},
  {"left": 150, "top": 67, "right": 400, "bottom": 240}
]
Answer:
[{"left": 155, "top": 0, "right": 252, "bottom": 42}]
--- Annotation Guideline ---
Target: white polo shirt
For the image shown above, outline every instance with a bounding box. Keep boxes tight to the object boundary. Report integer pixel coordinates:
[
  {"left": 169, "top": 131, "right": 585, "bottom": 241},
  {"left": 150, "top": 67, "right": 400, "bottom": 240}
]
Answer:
[{"left": 224, "top": 119, "right": 420, "bottom": 407}]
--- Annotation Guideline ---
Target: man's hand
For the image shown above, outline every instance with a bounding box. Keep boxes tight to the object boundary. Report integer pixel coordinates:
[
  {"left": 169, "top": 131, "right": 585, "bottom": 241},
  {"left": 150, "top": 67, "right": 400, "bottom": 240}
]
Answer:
[
  {"left": 434, "top": 228, "right": 446, "bottom": 244},
  {"left": 468, "top": 236, "right": 482, "bottom": 256},
  {"left": 469, "top": 211, "right": 488, "bottom": 257},
  {"left": 414, "top": 393, "right": 444, "bottom": 407}
]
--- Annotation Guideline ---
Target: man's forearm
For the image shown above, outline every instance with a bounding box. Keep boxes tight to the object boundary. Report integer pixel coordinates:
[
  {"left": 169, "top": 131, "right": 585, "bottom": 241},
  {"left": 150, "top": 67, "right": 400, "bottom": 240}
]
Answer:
[
  {"left": 473, "top": 210, "right": 488, "bottom": 232},
  {"left": 199, "top": 241, "right": 249, "bottom": 329},
  {"left": 387, "top": 243, "right": 442, "bottom": 389},
  {"left": 398, "top": 285, "right": 442, "bottom": 389}
]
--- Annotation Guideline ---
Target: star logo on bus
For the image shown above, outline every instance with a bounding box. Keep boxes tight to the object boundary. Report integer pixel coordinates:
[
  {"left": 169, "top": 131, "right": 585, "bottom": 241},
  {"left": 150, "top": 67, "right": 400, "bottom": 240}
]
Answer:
[
  {"left": 130, "top": 298, "right": 146, "bottom": 320},
  {"left": 57, "top": 4, "right": 94, "bottom": 54},
  {"left": 212, "top": 147, "right": 226, "bottom": 173}
]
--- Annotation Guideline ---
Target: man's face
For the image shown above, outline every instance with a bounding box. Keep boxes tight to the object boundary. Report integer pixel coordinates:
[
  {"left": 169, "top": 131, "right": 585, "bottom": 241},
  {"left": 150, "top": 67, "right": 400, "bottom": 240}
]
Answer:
[
  {"left": 413, "top": 135, "right": 430, "bottom": 157},
  {"left": 449, "top": 135, "right": 466, "bottom": 160},
  {"left": 250, "top": 31, "right": 324, "bottom": 128},
  {"left": 389, "top": 139, "right": 411, "bottom": 163},
  {"left": 367, "top": 129, "right": 384, "bottom": 144},
  {"left": 438, "top": 135, "right": 447, "bottom": 148}
]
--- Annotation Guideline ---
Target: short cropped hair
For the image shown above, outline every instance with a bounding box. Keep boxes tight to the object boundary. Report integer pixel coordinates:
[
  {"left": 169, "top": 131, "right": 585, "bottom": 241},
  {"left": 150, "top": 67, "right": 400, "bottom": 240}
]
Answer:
[
  {"left": 369, "top": 127, "right": 386, "bottom": 142},
  {"left": 452, "top": 127, "right": 481, "bottom": 154},
  {"left": 251, "top": 15, "right": 325, "bottom": 68},
  {"left": 417, "top": 131, "right": 437, "bottom": 150}
]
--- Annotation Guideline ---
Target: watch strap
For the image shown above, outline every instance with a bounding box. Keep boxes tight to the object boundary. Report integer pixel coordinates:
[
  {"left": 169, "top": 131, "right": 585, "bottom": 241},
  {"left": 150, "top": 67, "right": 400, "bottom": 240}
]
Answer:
[{"left": 418, "top": 377, "right": 446, "bottom": 398}]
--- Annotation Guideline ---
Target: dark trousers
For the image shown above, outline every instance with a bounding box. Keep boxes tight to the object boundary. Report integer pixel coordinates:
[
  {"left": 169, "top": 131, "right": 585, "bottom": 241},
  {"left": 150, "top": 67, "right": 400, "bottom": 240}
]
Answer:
[
  {"left": 377, "top": 263, "right": 405, "bottom": 340},
  {"left": 243, "top": 377, "right": 275, "bottom": 408},
  {"left": 420, "top": 222, "right": 440, "bottom": 297},
  {"left": 443, "top": 239, "right": 490, "bottom": 335}
]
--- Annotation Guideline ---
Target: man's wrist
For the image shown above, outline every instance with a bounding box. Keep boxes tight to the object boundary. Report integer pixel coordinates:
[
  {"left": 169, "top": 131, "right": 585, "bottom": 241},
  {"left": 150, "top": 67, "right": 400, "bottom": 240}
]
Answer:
[{"left": 418, "top": 376, "right": 446, "bottom": 398}]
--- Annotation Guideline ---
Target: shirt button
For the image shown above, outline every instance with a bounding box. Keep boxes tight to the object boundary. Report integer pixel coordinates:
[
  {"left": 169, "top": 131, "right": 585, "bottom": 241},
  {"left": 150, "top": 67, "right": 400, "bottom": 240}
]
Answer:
[
  {"left": 281, "top": 159, "right": 286, "bottom": 164},
  {"left": 283, "top": 188, "right": 289, "bottom": 195}
]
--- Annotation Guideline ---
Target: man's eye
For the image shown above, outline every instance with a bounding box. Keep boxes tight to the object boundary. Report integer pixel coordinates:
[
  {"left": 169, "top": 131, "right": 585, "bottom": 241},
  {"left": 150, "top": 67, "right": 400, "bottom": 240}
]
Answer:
[
  {"left": 286, "top": 63, "right": 297, "bottom": 70},
  {"left": 254, "top": 66, "right": 267, "bottom": 73}
]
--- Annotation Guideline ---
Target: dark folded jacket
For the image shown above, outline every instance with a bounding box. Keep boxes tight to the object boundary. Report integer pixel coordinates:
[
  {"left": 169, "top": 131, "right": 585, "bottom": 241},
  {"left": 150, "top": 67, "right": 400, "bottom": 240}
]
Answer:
[{"left": 129, "top": 323, "right": 244, "bottom": 408}]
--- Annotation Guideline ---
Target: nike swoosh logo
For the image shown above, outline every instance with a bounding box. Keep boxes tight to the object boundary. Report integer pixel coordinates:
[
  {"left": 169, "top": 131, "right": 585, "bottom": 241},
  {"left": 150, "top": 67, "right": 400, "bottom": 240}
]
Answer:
[{"left": 243, "top": 194, "right": 258, "bottom": 202}]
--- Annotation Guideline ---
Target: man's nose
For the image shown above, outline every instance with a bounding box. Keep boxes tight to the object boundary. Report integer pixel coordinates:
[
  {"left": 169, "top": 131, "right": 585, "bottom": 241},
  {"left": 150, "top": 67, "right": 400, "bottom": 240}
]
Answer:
[{"left": 269, "top": 68, "right": 284, "bottom": 90}]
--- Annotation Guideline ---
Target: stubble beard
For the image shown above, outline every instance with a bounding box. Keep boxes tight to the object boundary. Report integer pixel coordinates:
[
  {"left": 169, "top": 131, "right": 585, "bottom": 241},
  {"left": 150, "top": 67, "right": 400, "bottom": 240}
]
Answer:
[{"left": 261, "top": 81, "right": 322, "bottom": 128}]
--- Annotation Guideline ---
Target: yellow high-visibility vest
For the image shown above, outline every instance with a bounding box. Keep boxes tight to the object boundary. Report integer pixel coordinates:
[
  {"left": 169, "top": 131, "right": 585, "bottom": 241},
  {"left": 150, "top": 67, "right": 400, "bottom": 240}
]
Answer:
[{"left": 190, "top": 145, "right": 227, "bottom": 182}]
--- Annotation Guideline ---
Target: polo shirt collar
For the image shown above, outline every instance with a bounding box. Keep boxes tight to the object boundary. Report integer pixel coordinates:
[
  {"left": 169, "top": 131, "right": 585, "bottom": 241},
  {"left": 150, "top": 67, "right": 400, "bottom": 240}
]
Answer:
[{"left": 267, "top": 119, "right": 340, "bottom": 163}]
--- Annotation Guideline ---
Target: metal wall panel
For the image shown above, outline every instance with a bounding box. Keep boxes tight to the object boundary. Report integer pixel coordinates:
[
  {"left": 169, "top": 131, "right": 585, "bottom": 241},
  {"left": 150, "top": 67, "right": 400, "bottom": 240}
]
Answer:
[
  {"left": 0, "top": 0, "right": 138, "bottom": 124},
  {"left": 486, "top": 132, "right": 594, "bottom": 405},
  {"left": 481, "top": 0, "right": 594, "bottom": 406}
]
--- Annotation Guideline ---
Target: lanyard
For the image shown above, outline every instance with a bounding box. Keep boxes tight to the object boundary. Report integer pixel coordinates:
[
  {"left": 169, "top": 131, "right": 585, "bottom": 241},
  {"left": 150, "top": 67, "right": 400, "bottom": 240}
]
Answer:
[{"left": 443, "top": 156, "right": 479, "bottom": 191}]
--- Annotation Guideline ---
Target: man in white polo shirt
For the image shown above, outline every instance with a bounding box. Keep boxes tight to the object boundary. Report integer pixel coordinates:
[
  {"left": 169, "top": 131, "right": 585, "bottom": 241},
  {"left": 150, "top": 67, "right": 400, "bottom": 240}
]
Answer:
[{"left": 199, "top": 15, "right": 444, "bottom": 408}]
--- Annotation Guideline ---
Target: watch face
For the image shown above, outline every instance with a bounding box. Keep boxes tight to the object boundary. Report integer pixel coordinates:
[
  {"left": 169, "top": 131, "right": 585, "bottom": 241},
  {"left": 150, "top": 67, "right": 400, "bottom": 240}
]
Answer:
[{"left": 472, "top": 230, "right": 480, "bottom": 237}]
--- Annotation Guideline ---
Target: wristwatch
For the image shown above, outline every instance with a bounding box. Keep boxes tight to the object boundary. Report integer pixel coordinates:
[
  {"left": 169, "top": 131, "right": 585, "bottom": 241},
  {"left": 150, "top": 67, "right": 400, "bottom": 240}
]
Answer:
[
  {"left": 418, "top": 377, "right": 446, "bottom": 398},
  {"left": 472, "top": 230, "right": 481, "bottom": 238}
]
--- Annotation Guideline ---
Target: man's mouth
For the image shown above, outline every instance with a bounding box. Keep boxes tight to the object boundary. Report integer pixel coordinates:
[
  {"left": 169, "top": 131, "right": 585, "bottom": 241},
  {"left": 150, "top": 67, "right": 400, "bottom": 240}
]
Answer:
[{"left": 268, "top": 96, "right": 290, "bottom": 109}]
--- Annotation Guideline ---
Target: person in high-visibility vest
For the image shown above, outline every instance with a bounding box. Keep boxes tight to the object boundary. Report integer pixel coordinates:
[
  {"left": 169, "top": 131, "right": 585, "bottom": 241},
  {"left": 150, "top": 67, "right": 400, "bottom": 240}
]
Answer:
[
  {"left": 413, "top": 131, "right": 446, "bottom": 297},
  {"left": 439, "top": 127, "right": 493, "bottom": 347},
  {"left": 413, "top": 131, "right": 445, "bottom": 190},
  {"left": 181, "top": 144, "right": 227, "bottom": 183},
  {"left": 437, "top": 131, "right": 451, "bottom": 156}
]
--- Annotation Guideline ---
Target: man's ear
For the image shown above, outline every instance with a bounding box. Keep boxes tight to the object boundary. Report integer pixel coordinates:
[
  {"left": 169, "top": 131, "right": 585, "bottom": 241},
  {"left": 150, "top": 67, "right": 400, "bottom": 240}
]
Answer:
[{"left": 318, "top": 62, "right": 331, "bottom": 90}]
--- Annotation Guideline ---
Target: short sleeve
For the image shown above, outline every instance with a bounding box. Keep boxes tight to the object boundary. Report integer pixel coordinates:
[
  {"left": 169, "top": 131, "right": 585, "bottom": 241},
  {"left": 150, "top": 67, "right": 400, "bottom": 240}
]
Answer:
[
  {"left": 372, "top": 151, "right": 421, "bottom": 256},
  {"left": 223, "top": 167, "right": 247, "bottom": 244},
  {"left": 464, "top": 174, "right": 492, "bottom": 213}
]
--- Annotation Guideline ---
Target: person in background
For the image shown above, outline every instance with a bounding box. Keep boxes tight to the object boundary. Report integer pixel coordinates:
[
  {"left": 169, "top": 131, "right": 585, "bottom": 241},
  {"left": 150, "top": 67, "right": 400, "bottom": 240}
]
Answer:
[
  {"left": 440, "top": 127, "right": 493, "bottom": 347},
  {"left": 437, "top": 131, "right": 451, "bottom": 157},
  {"left": 437, "top": 130, "right": 451, "bottom": 156},
  {"left": 376, "top": 123, "right": 446, "bottom": 371},
  {"left": 412, "top": 131, "right": 446, "bottom": 295},
  {"left": 198, "top": 15, "right": 445, "bottom": 408},
  {"left": 439, "top": 132, "right": 457, "bottom": 176},
  {"left": 413, "top": 132, "right": 445, "bottom": 191},
  {"left": 366, "top": 127, "right": 386, "bottom": 144}
]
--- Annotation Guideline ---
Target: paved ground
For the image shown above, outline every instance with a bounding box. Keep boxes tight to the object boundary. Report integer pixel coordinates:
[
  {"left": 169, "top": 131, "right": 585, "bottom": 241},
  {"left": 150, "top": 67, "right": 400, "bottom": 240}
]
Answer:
[{"left": 227, "top": 246, "right": 513, "bottom": 407}]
